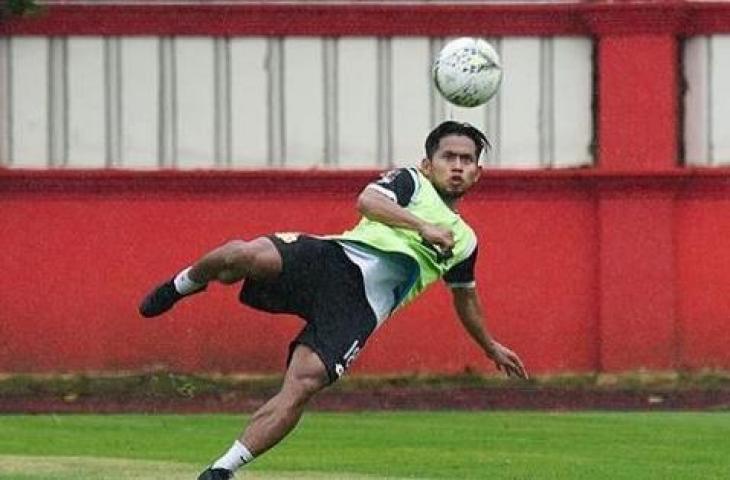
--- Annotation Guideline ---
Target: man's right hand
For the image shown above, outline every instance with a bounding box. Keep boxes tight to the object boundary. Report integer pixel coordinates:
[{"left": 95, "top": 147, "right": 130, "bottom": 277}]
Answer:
[{"left": 418, "top": 223, "right": 455, "bottom": 253}]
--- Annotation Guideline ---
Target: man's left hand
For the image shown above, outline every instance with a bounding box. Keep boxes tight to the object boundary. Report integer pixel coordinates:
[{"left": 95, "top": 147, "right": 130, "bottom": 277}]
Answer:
[{"left": 485, "top": 341, "right": 528, "bottom": 379}]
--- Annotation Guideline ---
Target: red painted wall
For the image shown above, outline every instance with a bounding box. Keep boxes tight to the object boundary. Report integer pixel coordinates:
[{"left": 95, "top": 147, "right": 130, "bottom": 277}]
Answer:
[
  {"left": 1, "top": 171, "right": 729, "bottom": 375},
  {"left": 676, "top": 188, "right": 730, "bottom": 369},
  {"left": 0, "top": 172, "right": 601, "bottom": 375},
  {"left": 2, "top": 1, "right": 730, "bottom": 375}
]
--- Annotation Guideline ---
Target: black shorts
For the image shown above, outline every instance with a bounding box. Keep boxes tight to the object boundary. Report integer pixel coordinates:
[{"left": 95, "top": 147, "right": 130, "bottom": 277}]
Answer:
[{"left": 240, "top": 234, "right": 377, "bottom": 384}]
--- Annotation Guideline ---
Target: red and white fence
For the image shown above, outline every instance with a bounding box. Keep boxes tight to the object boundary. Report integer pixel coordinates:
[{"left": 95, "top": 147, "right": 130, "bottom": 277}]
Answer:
[{"left": 1, "top": 1, "right": 730, "bottom": 375}]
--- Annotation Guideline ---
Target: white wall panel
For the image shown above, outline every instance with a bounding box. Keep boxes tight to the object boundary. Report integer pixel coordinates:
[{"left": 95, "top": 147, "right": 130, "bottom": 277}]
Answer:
[
  {"left": 0, "top": 38, "right": 9, "bottom": 165},
  {"left": 684, "top": 35, "right": 730, "bottom": 167},
  {"left": 230, "top": 37, "right": 269, "bottom": 168},
  {"left": 176, "top": 37, "right": 215, "bottom": 168},
  {"left": 552, "top": 37, "right": 593, "bottom": 167},
  {"left": 684, "top": 37, "right": 710, "bottom": 165},
  {"left": 284, "top": 38, "right": 325, "bottom": 168},
  {"left": 709, "top": 36, "right": 730, "bottom": 165},
  {"left": 67, "top": 37, "right": 105, "bottom": 168},
  {"left": 120, "top": 37, "right": 159, "bottom": 168},
  {"left": 392, "top": 37, "right": 431, "bottom": 167},
  {"left": 500, "top": 38, "right": 541, "bottom": 168},
  {"left": 337, "top": 38, "right": 378, "bottom": 168},
  {"left": 10, "top": 37, "right": 49, "bottom": 167},
  {"left": 1, "top": 34, "right": 594, "bottom": 170}
]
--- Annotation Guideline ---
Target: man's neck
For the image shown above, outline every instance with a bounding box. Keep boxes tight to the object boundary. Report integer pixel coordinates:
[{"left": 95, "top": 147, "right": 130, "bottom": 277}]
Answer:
[
  {"left": 419, "top": 168, "right": 460, "bottom": 211},
  {"left": 431, "top": 181, "right": 460, "bottom": 211}
]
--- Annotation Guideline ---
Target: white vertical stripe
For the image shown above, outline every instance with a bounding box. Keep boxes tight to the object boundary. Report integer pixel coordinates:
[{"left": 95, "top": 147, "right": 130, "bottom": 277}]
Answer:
[
  {"left": 683, "top": 37, "right": 700, "bottom": 165},
  {"left": 706, "top": 36, "right": 715, "bottom": 166},
  {"left": 67, "top": 37, "right": 105, "bottom": 168},
  {"left": 284, "top": 37, "right": 325, "bottom": 168},
  {"left": 323, "top": 37, "right": 338, "bottom": 166},
  {"left": 214, "top": 37, "right": 231, "bottom": 167},
  {"left": 483, "top": 37, "right": 503, "bottom": 167},
  {"left": 376, "top": 37, "right": 393, "bottom": 168},
  {"left": 230, "top": 37, "right": 268, "bottom": 168},
  {"left": 121, "top": 37, "right": 158, "bottom": 168},
  {"left": 684, "top": 36, "right": 711, "bottom": 166},
  {"left": 0, "top": 38, "right": 11, "bottom": 166},
  {"left": 48, "top": 37, "right": 68, "bottom": 168},
  {"left": 104, "top": 36, "right": 122, "bottom": 167},
  {"left": 338, "top": 38, "right": 378, "bottom": 168},
  {"left": 539, "top": 37, "right": 555, "bottom": 167},
  {"left": 11, "top": 37, "right": 49, "bottom": 167},
  {"left": 552, "top": 37, "right": 593, "bottom": 168},
  {"left": 158, "top": 37, "right": 176, "bottom": 168},
  {"left": 392, "top": 37, "right": 430, "bottom": 167},
  {"left": 267, "top": 37, "right": 285, "bottom": 167},
  {"left": 709, "top": 35, "right": 730, "bottom": 165},
  {"left": 176, "top": 37, "right": 215, "bottom": 169},
  {"left": 500, "top": 37, "right": 541, "bottom": 168}
]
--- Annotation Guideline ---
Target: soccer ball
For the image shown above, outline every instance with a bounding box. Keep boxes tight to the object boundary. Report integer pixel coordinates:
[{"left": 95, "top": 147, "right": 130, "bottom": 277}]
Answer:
[{"left": 432, "top": 37, "right": 503, "bottom": 108}]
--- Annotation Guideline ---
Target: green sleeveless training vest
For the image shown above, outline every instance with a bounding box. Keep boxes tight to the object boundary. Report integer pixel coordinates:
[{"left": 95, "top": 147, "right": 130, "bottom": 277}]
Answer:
[{"left": 335, "top": 168, "right": 477, "bottom": 308}]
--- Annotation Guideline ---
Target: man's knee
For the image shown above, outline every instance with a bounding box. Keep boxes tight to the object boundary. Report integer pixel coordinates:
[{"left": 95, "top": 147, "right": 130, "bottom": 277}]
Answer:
[
  {"left": 220, "top": 238, "right": 281, "bottom": 279},
  {"left": 280, "top": 347, "right": 329, "bottom": 409},
  {"left": 281, "top": 374, "right": 327, "bottom": 410},
  {"left": 218, "top": 240, "right": 249, "bottom": 265}
]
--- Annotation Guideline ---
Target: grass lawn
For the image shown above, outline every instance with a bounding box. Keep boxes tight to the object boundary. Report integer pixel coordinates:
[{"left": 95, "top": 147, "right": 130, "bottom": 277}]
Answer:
[{"left": 0, "top": 412, "right": 728, "bottom": 479}]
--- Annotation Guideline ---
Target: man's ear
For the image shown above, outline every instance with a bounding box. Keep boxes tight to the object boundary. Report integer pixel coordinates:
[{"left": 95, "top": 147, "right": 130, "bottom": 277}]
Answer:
[
  {"left": 420, "top": 157, "right": 432, "bottom": 176},
  {"left": 474, "top": 165, "right": 483, "bottom": 182}
]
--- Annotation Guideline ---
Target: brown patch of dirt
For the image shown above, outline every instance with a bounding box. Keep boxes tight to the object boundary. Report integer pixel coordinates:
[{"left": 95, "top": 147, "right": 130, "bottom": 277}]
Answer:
[{"left": 3, "top": 386, "right": 730, "bottom": 413}]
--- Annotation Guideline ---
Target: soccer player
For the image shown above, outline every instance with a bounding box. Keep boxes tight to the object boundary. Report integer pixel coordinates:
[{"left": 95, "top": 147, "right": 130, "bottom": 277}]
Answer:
[{"left": 139, "top": 121, "right": 528, "bottom": 480}]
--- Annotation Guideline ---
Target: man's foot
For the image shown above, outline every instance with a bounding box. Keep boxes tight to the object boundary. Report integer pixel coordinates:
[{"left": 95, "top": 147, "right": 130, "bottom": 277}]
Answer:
[
  {"left": 138, "top": 278, "right": 205, "bottom": 318},
  {"left": 197, "top": 467, "right": 233, "bottom": 480}
]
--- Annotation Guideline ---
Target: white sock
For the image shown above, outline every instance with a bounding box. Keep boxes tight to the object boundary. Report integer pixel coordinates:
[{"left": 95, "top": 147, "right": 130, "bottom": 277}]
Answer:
[
  {"left": 211, "top": 440, "right": 254, "bottom": 472},
  {"left": 173, "top": 267, "right": 205, "bottom": 295}
]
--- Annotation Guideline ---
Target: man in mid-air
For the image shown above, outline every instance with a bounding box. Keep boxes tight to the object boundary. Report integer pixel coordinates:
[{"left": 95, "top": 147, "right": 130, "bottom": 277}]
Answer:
[{"left": 139, "top": 121, "right": 528, "bottom": 479}]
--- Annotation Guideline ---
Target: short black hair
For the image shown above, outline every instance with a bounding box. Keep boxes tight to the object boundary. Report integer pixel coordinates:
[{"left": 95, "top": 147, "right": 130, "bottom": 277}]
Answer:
[{"left": 424, "top": 121, "right": 491, "bottom": 161}]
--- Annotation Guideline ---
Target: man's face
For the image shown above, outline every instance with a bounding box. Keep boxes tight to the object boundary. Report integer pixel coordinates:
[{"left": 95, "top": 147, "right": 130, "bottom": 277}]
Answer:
[{"left": 421, "top": 134, "right": 482, "bottom": 200}]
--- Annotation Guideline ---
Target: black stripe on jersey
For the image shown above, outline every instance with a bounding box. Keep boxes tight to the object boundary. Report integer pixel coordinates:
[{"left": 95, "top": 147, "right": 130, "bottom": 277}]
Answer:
[
  {"left": 373, "top": 168, "right": 417, "bottom": 207},
  {"left": 444, "top": 246, "right": 478, "bottom": 286}
]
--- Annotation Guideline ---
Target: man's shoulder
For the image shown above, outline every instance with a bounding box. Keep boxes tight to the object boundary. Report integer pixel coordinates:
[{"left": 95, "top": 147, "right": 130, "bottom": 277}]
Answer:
[{"left": 454, "top": 216, "right": 478, "bottom": 252}]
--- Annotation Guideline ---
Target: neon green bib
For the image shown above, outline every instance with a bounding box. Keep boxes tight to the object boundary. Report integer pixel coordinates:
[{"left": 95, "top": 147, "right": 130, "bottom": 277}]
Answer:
[{"left": 334, "top": 168, "right": 477, "bottom": 308}]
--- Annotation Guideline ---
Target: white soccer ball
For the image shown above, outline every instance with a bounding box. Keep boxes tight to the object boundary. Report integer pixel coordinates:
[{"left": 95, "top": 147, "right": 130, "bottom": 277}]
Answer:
[{"left": 432, "top": 37, "right": 503, "bottom": 108}]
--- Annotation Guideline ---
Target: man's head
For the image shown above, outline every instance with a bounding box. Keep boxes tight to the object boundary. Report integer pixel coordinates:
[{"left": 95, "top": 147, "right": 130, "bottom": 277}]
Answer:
[{"left": 421, "top": 121, "right": 490, "bottom": 202}]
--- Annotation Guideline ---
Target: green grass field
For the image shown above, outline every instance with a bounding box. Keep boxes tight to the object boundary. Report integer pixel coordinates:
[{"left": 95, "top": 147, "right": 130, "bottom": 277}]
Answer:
[{"left": 0, "top": 412, "right": 728, "bottom": 479}]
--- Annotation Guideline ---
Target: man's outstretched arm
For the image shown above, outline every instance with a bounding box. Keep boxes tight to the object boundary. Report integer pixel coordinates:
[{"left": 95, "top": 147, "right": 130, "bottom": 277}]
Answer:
[
  {"left": 451, "top": 286, "right": 528, "bottom": 379},
  {"left": 357, "top": 187, "right": 454, "bottom": 252}
]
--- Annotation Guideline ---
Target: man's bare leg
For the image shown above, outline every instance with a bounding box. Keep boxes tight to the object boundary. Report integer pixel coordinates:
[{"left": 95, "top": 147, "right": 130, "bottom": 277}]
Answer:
[
  {"left": 241, "top": 345, "right": 329, "bottom": 454},
  {"left": 139, "top": 237, "right": 282, "bottom": 317},
  {"left": 200, "top": 345, "right": 329, "bottom": 479},
  {"left": 188, "top": 237, "right": 282, "bottom": 284}
]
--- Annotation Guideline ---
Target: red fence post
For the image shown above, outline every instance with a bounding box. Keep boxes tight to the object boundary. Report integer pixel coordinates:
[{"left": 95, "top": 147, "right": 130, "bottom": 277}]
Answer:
[{"left": 596, "top": 34, "right": 680, "bottom": 371}]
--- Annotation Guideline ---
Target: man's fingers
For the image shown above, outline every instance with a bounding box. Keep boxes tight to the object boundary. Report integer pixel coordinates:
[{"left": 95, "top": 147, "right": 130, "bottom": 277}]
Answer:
[
  {"left": 512, "top": 362, "right": 527, "bottom": 379},
  {"left": 512, "top": 357, "right": 528, "bottom": 379},
  {"left": 505, "top": 351, "right": 528, "bottom": 379},
  {"left": 496, "top": 356, "right": 528, "bottom": 379},
  {"left": 436, "top": 238, "right": 455, "bottom": 250}
]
